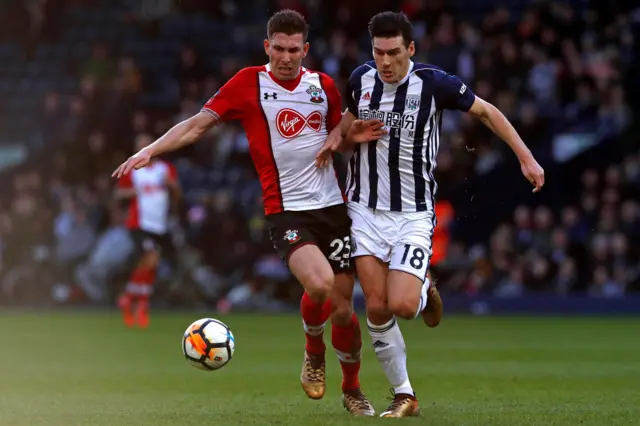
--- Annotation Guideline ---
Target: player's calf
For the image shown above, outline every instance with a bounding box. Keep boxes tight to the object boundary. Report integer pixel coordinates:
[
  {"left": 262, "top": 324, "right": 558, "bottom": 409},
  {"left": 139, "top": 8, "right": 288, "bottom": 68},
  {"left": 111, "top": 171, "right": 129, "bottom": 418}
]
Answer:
[
  {"left": 135, "top": 297, "right": 150, "bottom": 328},
  {"left": 386, "top": 271, "right": 443, "bottom": 326},
  {"left": 300, "top": 290, "right": 330, "bottom": 399},
  {"left": 421, "top": 272, "right": 442, "bottom": 328},
  {"left": 290, "top": 245, "right": 336, "bottom": 400},
  {"left": 332, "top": 307, "right": 375, "bottom": 416},
  {"left": 330, "top": 272, "right": 373, "bottom": 415},
  {"left": 293, "top": 246, "right": 335, "bottom": 357},
  {"left": 118, "top": 247, "right": 159, "bottom": 326},
  {"left": 117, "top": 294, "right": 135, "bottom": 327},
  {"left": 331, "top": 311, "right": 361, "bottom": 390},
  {"left": 329, "top": 271, "right": 356, "bottom": 327}
]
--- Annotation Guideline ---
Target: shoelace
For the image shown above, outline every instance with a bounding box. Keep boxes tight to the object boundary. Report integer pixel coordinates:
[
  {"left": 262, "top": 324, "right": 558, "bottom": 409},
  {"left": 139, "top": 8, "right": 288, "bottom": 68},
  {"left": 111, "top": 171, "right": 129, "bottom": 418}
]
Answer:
[
  {"left": 305, "top": 357, "right": 325, "bottom": 382},
  {"left": 345, "top": 390, "right": 372, "bottom": 410},
  {"left": 385, "top": 388, "right": 411, "bottom": 411}
]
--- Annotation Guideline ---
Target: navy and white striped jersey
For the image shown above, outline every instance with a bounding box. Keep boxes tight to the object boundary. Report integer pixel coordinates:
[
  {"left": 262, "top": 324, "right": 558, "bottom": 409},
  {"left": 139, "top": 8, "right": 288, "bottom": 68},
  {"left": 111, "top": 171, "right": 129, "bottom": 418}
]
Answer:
[{"left": 345, "top": 60, "right": 475, "bottom": 212}]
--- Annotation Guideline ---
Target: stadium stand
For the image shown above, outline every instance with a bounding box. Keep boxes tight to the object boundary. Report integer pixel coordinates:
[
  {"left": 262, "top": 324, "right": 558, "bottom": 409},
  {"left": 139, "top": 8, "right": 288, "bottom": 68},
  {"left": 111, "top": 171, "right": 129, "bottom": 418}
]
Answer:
[{"left": 0, "top": 0, "right": 638, "bottom": 308}]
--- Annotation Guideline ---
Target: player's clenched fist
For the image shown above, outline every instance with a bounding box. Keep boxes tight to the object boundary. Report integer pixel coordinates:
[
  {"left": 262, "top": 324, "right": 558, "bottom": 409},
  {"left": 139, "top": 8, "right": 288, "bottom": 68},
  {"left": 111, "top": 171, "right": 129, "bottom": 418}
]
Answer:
[{"left": 112, "top": 148, "right": 152, "bottom": 179}]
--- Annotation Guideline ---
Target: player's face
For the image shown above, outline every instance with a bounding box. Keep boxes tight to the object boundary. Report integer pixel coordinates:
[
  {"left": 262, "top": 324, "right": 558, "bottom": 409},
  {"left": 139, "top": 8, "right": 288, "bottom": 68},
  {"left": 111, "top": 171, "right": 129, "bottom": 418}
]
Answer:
[
  {"left": 372, "top": 36, "right": 415, "bottom": 84},
  {"left": 264, "top": 33, "right": 309, "bottom": 80}
]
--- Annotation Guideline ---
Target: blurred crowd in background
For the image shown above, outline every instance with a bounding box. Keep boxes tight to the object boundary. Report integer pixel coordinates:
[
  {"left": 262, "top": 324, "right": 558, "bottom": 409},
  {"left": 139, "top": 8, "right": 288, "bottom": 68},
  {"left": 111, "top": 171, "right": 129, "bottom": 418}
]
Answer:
[{"left": 0, "top": 0, "right": 638, "bottom": 309}]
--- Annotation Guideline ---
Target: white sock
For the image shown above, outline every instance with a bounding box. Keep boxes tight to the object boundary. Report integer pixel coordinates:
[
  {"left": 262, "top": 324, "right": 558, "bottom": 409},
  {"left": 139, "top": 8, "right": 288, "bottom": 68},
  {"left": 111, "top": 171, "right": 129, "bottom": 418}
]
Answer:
[
  {"left": 367, "top": 317, "right": 414, "bottom": 396},
  {"left": 302, "top": 319, "right": 326, "bottom": 336},
  {"left": 414, "top": 277, "right": 431, "bottom": 319}
]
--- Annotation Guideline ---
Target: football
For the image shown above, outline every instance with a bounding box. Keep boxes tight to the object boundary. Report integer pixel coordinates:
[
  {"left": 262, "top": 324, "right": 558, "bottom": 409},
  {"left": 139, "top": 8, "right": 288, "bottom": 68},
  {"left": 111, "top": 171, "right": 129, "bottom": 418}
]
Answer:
[{"left": 182, "top": 318, "right": 235, "bottom": 371}]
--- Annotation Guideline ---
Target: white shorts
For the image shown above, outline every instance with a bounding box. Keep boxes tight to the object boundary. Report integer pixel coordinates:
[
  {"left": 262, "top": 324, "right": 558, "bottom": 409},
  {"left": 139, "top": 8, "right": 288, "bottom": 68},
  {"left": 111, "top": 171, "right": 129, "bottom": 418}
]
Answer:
[{"left": 348, "top": 202, "right": 435, "bottom": 281}]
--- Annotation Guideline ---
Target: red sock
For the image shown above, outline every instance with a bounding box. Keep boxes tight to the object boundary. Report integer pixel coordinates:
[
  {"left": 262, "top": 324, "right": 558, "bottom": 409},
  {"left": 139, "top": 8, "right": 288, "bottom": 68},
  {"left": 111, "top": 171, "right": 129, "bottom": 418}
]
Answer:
[
  {"left": 125, "top": 266, "right": 156, "bottom": 297},
  {"left": 129, "top": 266, "right": 156, "bottom": 290},
  {"left": 300, "top": 292, "right": 331, "bottom": 357},
  {"left": 135, "top": 296, "right": 150, "bottom": 328},
  {"left": 332, "top": 313, "right": 362, "bottom": 391},
  {"left": 118, "top": 293, "right": 135, "bottom": 327},
  {"left": 122, "top": 266, "right": 155, "bottom": 327}
]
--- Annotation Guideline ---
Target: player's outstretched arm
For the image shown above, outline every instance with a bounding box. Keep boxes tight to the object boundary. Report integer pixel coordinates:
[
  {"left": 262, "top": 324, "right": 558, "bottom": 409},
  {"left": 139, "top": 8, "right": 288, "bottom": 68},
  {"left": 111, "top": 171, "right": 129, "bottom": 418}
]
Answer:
[
  {"left": 467, "top": 96, "right": 545, "bottom": 193},
  {"left": 112, "top": 112, "right": 218, "bottom": 178}
]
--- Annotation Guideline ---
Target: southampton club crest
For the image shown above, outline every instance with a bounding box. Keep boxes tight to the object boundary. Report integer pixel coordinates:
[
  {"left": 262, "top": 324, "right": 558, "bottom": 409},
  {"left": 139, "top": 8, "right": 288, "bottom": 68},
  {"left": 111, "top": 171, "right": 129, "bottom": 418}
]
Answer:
[
  {"left": 283, "top": 229, "right": 300, "bottom": 244},
  {"left": 405, "top": 94, "right": 421, "bottom": 111},
  {"left": 306, "top": 85, "right": 324, "bottom": 103}
]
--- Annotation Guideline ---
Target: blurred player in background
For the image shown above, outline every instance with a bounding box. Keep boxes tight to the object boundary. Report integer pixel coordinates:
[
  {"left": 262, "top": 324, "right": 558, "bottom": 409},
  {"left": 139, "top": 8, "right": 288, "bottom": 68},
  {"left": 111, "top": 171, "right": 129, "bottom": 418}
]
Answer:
[
  {"left": 318, "top": 11, "right": 545, "bottom": 417},
  {"left": 112, "top": 10, "right": 375, "bottom": 416},
  {"left": 115, "top": 133, "right": 181, "bottom": 328}
]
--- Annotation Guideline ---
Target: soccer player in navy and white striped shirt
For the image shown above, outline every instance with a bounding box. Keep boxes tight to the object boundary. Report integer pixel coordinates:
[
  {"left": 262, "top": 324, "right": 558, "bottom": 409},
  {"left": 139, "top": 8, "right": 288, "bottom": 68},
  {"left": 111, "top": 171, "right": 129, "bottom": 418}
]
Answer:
[{"left": 318, "top": 12, "right": 545, "bottom": 417}]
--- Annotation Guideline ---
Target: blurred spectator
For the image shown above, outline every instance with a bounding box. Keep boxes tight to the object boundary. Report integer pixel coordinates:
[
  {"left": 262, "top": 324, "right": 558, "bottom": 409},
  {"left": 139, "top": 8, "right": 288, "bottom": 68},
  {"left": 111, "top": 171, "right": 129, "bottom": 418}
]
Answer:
[
  {"left": 0, "top": 1, "right": 637, "bottom": 307},
  {"left": 588, "top": 265, "right": 625, "bottom": 298},
  {"left": 75, "top": 208, "right": 134, "bottom": 303},
  {"left": 81, "top": 43, "right": 116, "bottom": 89}
]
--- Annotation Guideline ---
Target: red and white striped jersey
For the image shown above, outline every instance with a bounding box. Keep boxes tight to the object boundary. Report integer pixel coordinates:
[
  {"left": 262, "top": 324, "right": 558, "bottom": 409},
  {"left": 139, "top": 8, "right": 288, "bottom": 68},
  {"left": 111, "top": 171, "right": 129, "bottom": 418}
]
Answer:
[
  {"left": 118, "top": 160, "right": 176, "bottom": 235},
  {"left": 201, "top": 64, "right": 345, "bottom": 216}
]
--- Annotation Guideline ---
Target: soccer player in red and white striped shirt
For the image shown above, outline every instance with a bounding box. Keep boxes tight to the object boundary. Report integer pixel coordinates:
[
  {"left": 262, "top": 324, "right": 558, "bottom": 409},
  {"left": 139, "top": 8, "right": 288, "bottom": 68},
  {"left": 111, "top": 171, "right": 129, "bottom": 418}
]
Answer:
[
  {"left": 116, "top": 133, "right": 181, "bottom": 328},
  {"left": 113, "top": 10, "right": 375, "bottom": 416}
]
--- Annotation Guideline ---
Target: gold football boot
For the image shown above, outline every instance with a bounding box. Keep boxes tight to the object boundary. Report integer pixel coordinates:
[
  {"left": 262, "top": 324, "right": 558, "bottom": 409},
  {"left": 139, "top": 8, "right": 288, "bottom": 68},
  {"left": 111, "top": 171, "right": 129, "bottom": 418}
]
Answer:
[
  {"left": 379, "top": 389, "right": 421, "bottom": 418},
  {"left": 342, "top": 389, "right": 376, "bottom": 416},
  {"left": 300, "top": 352, "right": 325, "bottom": 399},
  {"left": 422, "top": 271, "right": 443, "bottom": 327}
]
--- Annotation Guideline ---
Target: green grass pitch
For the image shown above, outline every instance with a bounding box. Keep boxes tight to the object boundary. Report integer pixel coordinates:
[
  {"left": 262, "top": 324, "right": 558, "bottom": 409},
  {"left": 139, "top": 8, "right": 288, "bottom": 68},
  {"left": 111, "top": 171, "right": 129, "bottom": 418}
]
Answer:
[{"left": 0, "top": 312, "right": 638, "bottom": 425}]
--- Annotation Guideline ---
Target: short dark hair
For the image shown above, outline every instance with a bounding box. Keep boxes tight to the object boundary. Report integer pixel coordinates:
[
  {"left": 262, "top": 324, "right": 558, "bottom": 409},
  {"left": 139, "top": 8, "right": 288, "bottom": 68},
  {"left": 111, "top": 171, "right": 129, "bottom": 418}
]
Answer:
[
  {"left": 267, "top": 9, "right": 308, "bottom": 41},
  {"left": 368, "top": 12, "right": 413, "bottom": 48}
]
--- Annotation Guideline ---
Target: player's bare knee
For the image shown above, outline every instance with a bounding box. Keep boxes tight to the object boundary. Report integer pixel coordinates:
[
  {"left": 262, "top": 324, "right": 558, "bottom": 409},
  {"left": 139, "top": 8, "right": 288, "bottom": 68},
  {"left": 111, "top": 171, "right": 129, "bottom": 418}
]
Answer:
[
  {"left": 389, "top": 297, "right": 419, "bottom": 320},
  {"left": 366, "top": 295, "right": 390, "bottom": 324},
  {"left": 330, "top": 299, "right": 352, "bottom": 326},
  {"left": 304, "top": 272, "right": 334, "bottom": 302}
]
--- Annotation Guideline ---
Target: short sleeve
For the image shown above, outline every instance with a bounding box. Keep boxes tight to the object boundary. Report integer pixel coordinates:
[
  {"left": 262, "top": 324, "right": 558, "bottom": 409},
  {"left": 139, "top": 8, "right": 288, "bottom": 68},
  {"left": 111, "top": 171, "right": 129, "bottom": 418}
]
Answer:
[
  {"left": 346, "top": 79, "right": 359, "bottom": 118},
  {"left": 202, "top": 68, "right": 255, "bottom": 122},
  {"left": 319, "top": 73, "right": 343, "bottom": 131},
  {"left": 166, "top": 162, "right": 178, "bottom": 181},
  {"left": 434, "top": 73, "right": 476, "bottom": 112},
  {"left": 345, "top": 63, "right": 372, "bottom": 118}
]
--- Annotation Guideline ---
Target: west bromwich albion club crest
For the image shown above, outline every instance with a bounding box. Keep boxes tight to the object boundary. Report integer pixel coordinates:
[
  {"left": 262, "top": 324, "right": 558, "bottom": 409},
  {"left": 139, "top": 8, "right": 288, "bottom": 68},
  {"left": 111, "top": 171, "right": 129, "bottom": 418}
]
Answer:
[
  {"left": 405, "top": 95, "right": 420, "bottom": 111},
  {"left": 306, "top": 85, "right": 324, "bottom": 103},
  {"left": 284, "top": 229, "right": 300, "bottom": 244}
]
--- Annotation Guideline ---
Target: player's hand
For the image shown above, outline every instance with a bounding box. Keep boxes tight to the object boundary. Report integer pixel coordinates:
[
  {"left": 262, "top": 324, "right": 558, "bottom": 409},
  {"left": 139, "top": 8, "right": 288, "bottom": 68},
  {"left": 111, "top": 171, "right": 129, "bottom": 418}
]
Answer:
[
  {"left": 112, "top": 149, "right": 152, "bottom": 178},
  {"left": 520, "top": 155, "right": 545, "bottom": 193},
  {"left": 347, "top": 119, "right": 387, "bottom": 143},
  {"left": 315, "top": 129, "right": 343, "bottom": 169}
]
